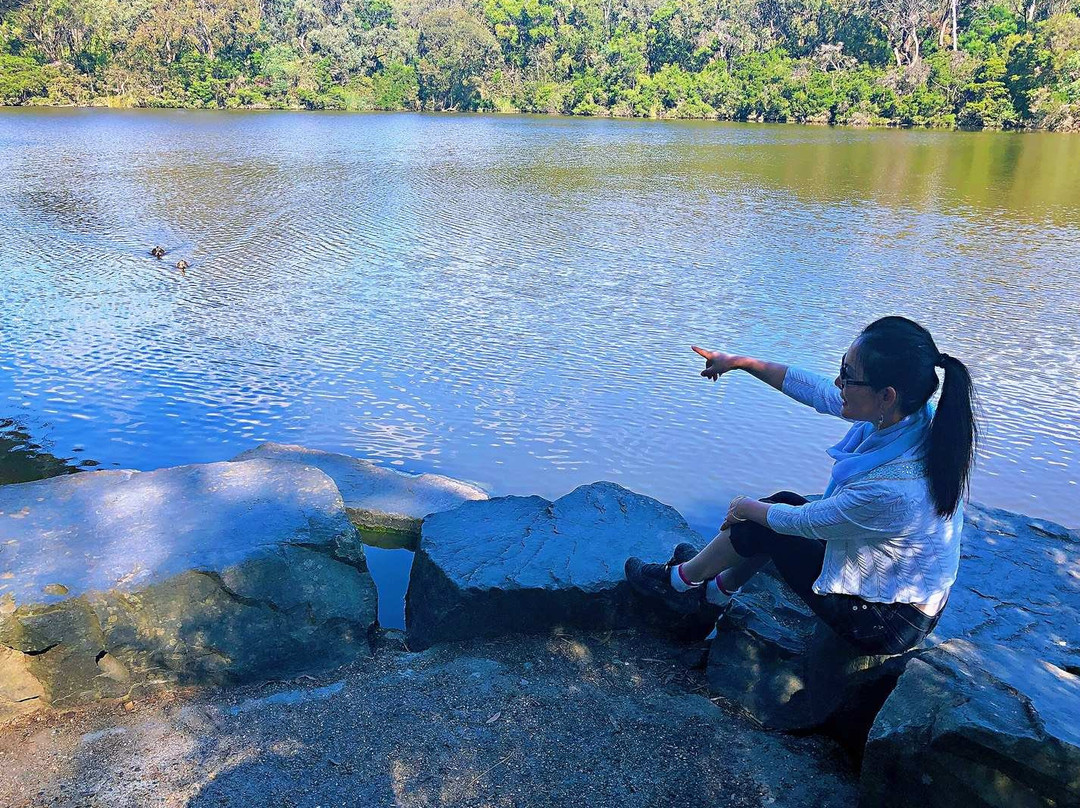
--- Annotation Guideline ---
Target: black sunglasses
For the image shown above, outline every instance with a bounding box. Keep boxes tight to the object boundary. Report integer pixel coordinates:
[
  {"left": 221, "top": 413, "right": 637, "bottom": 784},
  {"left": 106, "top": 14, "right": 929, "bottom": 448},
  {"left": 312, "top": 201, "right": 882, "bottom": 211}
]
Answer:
[{"left": 840, "top": 360, "right": 873, "bottom": 388}]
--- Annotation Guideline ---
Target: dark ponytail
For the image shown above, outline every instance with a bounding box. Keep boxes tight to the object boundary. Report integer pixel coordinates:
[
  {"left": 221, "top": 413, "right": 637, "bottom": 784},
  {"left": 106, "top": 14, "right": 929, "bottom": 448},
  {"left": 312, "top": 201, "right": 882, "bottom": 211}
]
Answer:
[
  {"left": 928, "top": 353, "right": 978, "bottom": 517},
  {"left": 857, "top": 317, "right": 979, "bottom": 517}
]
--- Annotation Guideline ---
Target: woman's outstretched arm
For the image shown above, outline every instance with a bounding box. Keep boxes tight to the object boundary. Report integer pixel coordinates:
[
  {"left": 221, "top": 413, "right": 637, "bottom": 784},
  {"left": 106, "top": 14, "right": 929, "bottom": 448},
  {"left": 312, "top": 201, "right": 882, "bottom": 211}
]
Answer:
[
  {"left": 691, "top": 346, "right": 788, "bottom": 390},
  {"left": 692, "top": 345, "right": 846, "bottom": 418}
]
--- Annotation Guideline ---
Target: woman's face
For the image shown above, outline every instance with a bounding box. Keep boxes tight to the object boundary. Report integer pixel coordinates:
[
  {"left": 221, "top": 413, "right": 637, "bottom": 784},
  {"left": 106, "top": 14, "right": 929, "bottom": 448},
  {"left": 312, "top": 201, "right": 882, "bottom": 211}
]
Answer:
[{"left": 835, "top": 341, "right": 881, "bottom": 422}]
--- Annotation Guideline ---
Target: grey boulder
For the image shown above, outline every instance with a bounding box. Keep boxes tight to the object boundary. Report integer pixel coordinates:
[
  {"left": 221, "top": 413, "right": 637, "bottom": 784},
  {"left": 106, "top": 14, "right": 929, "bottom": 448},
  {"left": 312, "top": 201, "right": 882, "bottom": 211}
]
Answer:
[
  {"left": 232, "top": 443, "right": 488, "bottom": 548},
  {"left": 859, "top": 505, "right": 1080, "bottom": 807},
  {"left": 705, "top": 574, "right": 906, "bottom": 742},
  {"left": 405, "top": 482, "right": 713, "bottom": 650},
  {"left": 0, "top": 460, "right": 377, "bottom": 714},
  {"left": 931, "top": 502, "right": 1079, "bottom": 672},
  {"left": 862, "top": 639, "right": 1080, "bottom": 808}
]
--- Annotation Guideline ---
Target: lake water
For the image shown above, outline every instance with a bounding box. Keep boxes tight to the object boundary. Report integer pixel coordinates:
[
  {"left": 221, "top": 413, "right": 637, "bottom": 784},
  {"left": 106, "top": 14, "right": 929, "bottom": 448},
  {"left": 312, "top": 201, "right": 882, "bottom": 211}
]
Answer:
[{"left": 2, "top": 110, "right": 1079, "bottom": 627}]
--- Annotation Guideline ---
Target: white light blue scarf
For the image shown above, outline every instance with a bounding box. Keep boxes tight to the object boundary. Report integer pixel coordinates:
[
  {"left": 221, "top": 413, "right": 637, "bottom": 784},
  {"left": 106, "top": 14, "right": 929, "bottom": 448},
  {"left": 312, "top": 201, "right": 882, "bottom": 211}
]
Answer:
[{"left": 823, "top": 403, "right": 933, "bottom": 498}]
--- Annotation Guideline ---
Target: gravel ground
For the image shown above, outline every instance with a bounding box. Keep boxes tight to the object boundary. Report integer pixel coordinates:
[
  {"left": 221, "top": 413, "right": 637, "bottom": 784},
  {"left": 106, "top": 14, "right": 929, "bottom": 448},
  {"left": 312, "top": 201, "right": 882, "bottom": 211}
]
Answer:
[{"left": 0, "top": 629, "right": 858, "bottom": 807}]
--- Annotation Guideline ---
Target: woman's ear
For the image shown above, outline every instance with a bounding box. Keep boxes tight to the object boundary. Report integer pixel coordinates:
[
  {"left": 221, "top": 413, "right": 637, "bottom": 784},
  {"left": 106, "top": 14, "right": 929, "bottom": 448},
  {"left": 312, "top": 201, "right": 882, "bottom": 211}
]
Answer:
[{"left": 881, "top": 386, "right": 899, "bottom": 409}]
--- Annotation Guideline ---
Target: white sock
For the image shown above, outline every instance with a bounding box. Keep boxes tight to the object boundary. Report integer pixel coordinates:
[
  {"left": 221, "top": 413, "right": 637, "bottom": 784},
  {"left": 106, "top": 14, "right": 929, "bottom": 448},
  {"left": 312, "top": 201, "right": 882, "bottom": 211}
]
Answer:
[
  {"left": 706, "top": 577, "right": 734, "bottom": 606},
  {"left": 670, "top": 564, "right": 699, "bottom": 592}
]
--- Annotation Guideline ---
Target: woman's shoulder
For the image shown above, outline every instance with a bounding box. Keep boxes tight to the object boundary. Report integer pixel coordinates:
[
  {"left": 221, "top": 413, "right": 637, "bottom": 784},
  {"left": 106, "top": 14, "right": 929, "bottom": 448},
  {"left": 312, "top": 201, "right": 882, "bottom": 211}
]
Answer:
[
  {"left": 836, "top": 460, "right": 931, "bottom": 510},
  {"left": 856, "top": 457, "right": 929, "bottom": 483}
]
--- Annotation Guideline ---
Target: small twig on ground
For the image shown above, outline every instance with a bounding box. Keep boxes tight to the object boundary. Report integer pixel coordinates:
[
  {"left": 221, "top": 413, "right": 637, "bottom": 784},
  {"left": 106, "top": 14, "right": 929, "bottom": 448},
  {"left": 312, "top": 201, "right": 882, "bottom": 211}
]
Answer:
[
  {"left": 709, "top": 695, "right": 765, "bottom": 729},
  {"left": 460, "top": 751, "right": 515, "bottom": 794}
]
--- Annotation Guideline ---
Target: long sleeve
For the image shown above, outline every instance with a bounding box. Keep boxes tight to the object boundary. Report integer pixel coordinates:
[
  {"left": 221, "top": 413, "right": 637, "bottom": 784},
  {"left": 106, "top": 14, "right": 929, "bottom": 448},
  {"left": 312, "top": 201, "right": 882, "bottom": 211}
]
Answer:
[
  {"left": 782, "top": 366, "right": 845, "bottom": 418},
  {"left": 766, "top": 480, "right": 908, "bottom": 542}
]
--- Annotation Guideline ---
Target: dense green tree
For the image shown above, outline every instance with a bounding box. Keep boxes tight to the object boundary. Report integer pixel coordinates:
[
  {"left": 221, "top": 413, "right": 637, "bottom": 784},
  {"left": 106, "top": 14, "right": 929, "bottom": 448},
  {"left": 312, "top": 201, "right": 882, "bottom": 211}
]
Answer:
[
  {"left": 646, "top": 1, "right": 705, "bottom": 70},
  {"left": 372, "top": 59, "right": 419, "bottom": 106},
  {"left": 416, "top": 6, "right": 500, "bottom": 109},
  {"left": 485, "top": 0, "right": 557, "bottom": 66},
  {"left": 1, "top": 0, "right": 1078, "bottom": 128},
  {"left": 0, "top": 52, "right": 50, "bottom": 102}
]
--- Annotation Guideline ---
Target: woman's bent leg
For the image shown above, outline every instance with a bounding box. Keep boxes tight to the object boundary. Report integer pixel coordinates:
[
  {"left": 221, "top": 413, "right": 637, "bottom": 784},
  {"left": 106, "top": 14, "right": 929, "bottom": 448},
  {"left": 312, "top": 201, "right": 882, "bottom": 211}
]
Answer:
[
  {"left": 680, "top": 492, "right": 932, "bottom": 654},
  {"left": 716, "top": 554, "right": 771, "bottom": 592},
  {"left": 727, "top": 513, "right": 925, "bottom": 653},
  {"left": 680, "top": 492, "right": 810, "bottom": 588},
  {"left": 679, "top": 528, "right": 744, "bottom": 583}
]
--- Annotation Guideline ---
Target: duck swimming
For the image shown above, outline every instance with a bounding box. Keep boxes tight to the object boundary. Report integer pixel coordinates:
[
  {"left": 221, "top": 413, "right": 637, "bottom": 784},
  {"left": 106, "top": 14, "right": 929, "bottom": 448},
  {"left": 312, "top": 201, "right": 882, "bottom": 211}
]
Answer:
[
  {"left": 150, "top": 246, "right": 166, "bottom": 258},
  {"left": 175, "top": 259, "right": 190, "bottom": 271}
]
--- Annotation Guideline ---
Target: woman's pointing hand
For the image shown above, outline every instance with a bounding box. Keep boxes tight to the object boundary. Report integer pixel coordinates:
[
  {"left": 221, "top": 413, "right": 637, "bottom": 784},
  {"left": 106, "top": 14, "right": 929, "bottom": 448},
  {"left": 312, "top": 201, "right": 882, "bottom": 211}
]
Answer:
[{"left": 692, "top": 346, "right": 740, "bottom": 381}]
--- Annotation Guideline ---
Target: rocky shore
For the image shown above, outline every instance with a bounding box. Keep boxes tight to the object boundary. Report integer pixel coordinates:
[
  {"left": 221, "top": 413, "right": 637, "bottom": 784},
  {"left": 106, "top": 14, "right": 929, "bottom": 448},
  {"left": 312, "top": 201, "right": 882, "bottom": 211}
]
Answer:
[{"left": 1, "top": 444, "right": 1076, "bottom": 807}]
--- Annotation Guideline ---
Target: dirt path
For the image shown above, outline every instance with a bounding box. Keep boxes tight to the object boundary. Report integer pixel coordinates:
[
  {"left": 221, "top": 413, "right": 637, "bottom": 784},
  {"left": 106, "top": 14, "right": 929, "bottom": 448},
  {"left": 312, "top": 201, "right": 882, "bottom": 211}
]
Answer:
[{"left": 0, "top": 630, "right": 857, "bottom": 807}]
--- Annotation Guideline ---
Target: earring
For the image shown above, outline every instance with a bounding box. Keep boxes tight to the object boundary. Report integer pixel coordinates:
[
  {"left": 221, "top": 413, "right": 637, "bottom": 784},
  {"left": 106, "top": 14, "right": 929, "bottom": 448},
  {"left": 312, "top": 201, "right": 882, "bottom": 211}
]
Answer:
[{"left": 876, "top": 413, "right": 885, "bottom": 428}]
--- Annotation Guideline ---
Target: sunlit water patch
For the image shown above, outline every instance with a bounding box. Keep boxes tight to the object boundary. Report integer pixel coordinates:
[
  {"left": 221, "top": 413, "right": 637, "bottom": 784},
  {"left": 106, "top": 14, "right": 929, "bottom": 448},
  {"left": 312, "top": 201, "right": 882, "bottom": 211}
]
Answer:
[{"left": 2, "top": 111, "right": 1078, "bottom": 554}]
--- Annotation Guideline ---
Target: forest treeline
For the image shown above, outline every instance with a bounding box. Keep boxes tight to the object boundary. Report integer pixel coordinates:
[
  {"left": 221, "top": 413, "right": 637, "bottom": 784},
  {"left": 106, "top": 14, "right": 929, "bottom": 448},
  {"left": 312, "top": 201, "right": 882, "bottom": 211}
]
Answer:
[{"left": 1, "top": 0, "right": 1078, "bottom": 129}]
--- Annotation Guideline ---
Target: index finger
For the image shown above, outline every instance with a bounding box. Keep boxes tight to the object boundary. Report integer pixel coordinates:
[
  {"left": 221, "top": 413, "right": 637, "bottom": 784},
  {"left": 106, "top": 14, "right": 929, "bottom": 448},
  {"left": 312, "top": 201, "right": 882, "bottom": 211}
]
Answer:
[{"left": 691, "top": 345, "right": 711, "bottom": 359}]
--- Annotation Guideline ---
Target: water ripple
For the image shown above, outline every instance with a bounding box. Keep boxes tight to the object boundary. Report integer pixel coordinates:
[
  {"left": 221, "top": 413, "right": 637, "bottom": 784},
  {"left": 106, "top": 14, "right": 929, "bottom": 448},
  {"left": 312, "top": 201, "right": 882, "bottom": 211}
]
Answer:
[{"left": 1, "top": 110, "right": 1078, "bottom": 529}]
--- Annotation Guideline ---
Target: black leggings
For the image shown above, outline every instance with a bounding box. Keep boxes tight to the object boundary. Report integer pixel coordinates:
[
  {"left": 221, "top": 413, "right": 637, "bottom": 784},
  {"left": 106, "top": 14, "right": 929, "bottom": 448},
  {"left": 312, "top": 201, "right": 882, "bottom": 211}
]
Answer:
[{"left": 728, "top": 492, "right": 942, "bottom": 656}]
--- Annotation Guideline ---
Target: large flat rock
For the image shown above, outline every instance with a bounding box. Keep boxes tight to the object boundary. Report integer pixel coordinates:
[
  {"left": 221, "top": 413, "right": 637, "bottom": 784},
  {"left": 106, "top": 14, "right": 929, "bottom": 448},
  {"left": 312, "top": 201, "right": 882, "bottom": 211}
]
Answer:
[
  {"left": 405, "top": 482, "right": 714, "bottom": 650},
  {"left": 0, "top": 460, "right": 378, "bottom": 713},
  {"left": 704, "top": 502, "right": 1080, "bottom": 805},
  {"left": 858, "top": 506, "right": 1080, "bottom": 807},
  {"left": 863, "top": 639, "right": 1080, "bottom": 808},
  {"left": 232, "top": 443, "right": 488, "bottom": 547},
  {"left": 932, "top": 502, "right": 1079, "bottom": 672}
]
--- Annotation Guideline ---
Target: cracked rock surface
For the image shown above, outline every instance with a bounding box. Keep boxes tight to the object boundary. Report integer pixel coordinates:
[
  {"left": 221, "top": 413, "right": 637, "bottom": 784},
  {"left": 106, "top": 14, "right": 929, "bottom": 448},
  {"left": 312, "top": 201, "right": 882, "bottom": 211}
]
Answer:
[
  {"left": 0, "top": 460, "right": 377, "bottom": 718},
  {"left": 405, "top": 482, "right": 716, "bottom": 651},
  {"left": 932, "top": 502, "right": 1079, "bottom": 671},
  {"left": 704, "top": 502, "right": 1080, "bottom": 807},
  {"left": 232, "top": 442, "right": 488, "bottom": 548}
]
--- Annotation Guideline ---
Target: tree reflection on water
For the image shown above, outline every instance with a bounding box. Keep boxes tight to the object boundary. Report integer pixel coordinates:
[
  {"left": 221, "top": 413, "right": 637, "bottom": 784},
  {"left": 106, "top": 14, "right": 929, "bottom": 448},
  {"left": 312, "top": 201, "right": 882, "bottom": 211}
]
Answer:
[{"left": 0, "top": 418, "right": 88, "bottom": 485}]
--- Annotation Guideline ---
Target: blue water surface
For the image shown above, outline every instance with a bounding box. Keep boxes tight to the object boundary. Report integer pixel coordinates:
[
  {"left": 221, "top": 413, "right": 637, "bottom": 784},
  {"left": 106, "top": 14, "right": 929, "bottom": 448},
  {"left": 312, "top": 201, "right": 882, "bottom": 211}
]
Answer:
[{"left": 2, "top": 110, "right": 1079, "bottom": 625}]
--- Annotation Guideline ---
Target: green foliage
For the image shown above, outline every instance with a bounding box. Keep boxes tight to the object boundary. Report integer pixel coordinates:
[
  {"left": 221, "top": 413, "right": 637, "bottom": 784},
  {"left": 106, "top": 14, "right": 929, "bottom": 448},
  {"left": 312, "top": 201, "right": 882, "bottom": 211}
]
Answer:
[
  {"left": 416, "top": 8, "right": 499, "bottom": 110},
  {"left": 646, "top": 2, "right": 706, "bottom": 72},
  {"left": 959, "top": 55, "right": 1020, "bottom": 127},
  {"left": 372, "top": 61, "right": 419, "bottom": 108},
  {"left": 0, "top": 0, "right": 1077, "bottom": 130},
  {"left": 0, "top": 53, "right": 49, "bottom": 103},
  {"left": 960, "top": 5, "right": 1021, "bottom": 60},
  {"left": 604, "top": 28, "right": 647, "bottom": 95},
  {"left": 1007, "top": 32, "right": 1054, "bottom": 117},
  {"left": 485, "top": 0, "right": 556, "bottom": 67},
  {"left": 730, "top": 50, "right": 795, "bottom": 121}
]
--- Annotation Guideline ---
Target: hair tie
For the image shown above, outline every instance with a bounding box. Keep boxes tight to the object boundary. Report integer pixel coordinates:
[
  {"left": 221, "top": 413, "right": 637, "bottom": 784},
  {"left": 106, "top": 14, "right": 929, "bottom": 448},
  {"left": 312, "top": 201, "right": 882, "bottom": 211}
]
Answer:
[{"left": 937, "top": 352, "right": 950, "bottom": 367}]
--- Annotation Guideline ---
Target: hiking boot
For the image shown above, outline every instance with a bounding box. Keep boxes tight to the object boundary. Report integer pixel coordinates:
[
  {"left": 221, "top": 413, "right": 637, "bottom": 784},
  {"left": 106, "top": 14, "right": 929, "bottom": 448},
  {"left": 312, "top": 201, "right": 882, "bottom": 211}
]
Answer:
[
  {"left": 666, "top": 542, "right": 700, "bottom": 568},
  {"left": 624, "top": 554, "right": 703, "bottom": 616}
]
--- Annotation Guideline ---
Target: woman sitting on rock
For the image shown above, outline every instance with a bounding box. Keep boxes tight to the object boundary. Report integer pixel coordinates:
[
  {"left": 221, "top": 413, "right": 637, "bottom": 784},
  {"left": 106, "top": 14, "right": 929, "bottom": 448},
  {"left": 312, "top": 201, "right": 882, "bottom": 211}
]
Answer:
[{"left": 625, "top": 316, "right": 978, "bottom": 655}]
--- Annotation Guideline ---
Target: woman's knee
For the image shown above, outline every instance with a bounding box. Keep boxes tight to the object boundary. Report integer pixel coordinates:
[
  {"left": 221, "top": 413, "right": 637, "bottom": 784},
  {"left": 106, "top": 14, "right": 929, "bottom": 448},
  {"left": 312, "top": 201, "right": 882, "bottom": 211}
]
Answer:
[
  {"left": 729, "top": 522, "right": 774, "bottom": 559},
  {"left": 763, "top": 491, "right": 808, "bottom": 506}
]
